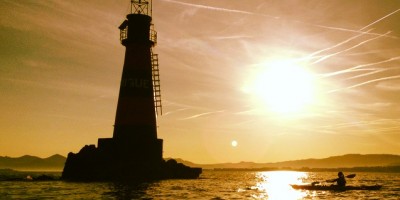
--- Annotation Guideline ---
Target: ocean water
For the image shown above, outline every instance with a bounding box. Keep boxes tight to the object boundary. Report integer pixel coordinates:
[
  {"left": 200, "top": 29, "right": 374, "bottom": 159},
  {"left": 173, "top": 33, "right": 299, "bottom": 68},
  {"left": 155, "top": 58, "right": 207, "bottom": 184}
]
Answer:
[{"left": 0, "top": 170, "right": 399, "bottom": 199}]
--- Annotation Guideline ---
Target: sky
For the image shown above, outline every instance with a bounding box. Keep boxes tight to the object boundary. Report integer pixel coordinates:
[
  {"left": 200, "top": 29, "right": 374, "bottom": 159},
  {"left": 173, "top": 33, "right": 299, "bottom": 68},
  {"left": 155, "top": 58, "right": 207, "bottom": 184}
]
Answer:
[{"left": 0, "top": 0, "right": 399, "bottom": 164}]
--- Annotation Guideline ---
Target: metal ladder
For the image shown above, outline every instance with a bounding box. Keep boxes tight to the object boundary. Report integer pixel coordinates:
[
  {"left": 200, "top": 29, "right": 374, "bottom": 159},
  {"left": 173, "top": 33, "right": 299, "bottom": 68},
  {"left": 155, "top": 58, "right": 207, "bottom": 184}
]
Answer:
[{"left": 151, "top": 52, "right": 162, "bottom": 115}]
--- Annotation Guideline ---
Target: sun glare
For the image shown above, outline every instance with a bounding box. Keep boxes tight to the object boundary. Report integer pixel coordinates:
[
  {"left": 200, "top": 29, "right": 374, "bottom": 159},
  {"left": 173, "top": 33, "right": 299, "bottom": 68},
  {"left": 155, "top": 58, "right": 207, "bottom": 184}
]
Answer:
[
  {"left": 243, "top": 59, "right": 316, "bottom": 114},
  {"left": 252, "top": 171, "right": 308, "bottom": 199},
  {"left": 231, "top": 140, "right": 238, "bottom": 147}
]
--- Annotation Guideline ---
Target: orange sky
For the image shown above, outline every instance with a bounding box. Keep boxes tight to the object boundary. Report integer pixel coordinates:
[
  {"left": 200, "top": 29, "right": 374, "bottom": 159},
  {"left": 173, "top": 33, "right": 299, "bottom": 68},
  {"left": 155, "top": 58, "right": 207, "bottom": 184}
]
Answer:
[{"left": 0, "top": 0, "right": 399, "bottom": 164}]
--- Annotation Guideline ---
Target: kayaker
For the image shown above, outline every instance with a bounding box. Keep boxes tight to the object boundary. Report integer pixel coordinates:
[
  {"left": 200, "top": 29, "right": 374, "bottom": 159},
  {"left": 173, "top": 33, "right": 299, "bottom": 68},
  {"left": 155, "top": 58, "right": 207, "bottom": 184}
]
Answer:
[{"left": 336, "top": 171, "right": 346, "bottom": 187}]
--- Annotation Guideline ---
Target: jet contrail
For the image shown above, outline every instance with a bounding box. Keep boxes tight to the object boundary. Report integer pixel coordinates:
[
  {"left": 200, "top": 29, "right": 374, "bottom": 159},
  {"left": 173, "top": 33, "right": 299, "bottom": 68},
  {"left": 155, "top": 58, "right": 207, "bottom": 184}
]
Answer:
[
  {"left": 180, "top": 110, "right": 225, "bottom": 120},
  {"left": 345, "top": 69, "right": 386, "bottom": 80},
  {"left": 303, "top": 7, "right": 400, "bottom": 65},
  {"left": 311, "top": 31, "right": 392, "bottom": 64},
  {"left": 360, "top": 8, "right": 400, "bottom": 31},
  {"left": 323, "top": 56, "right": 400, "bottom": 77},
  {"left": 160, "top": 0, "right": 271, "bottom": 16},
  {"left": 162, "top": 108, "right": 189, "bottom": 116},
  {"left": 312, "top": 24, "right": 397, "bottom": 39},
  {"left": 160, "top": 0, "right": 397, "bottom": 38},
  {"left": 328, "top": 75, "right": 400, "bottom": 93},
  {"left": 302, "top": 29, "right": 373, "bottom": 63}
]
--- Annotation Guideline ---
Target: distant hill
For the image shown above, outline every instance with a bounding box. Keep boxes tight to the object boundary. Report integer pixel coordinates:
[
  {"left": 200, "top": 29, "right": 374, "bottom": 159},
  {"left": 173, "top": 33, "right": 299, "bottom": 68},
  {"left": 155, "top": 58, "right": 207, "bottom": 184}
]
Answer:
[
  {"left": 169, "top": 154, "right": 400, "bottom": 170},
  {"left": 0, "top": 154, "right": 66, "bottom": 171},
  {"left": 270, "top": 154, "right": 400, "bottom": 169},
  {"left": 1, "top": 154, "right": 400, "bottom": 171}
]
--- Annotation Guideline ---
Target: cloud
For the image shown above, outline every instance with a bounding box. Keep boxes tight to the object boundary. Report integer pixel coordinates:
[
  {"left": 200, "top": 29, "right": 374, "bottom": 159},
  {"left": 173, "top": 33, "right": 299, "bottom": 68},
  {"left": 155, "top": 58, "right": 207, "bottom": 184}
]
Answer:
[{"left": 376, "top": 80, "right": 400, "bottom": 91}]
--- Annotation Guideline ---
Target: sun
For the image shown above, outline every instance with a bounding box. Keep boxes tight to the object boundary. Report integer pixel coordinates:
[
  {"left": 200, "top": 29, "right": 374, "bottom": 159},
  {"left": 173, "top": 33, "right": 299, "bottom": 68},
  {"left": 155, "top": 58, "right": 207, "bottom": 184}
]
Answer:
[
  {"left": 243, "top": 59, "right": 316, "bottom": 114},
  {"left": 231, "top": 140, "right": 238, "bottom": 147}
]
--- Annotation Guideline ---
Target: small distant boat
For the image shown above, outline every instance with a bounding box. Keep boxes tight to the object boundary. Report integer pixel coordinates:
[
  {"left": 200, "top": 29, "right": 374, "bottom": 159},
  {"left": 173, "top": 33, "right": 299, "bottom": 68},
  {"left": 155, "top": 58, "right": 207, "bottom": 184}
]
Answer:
[{"left": 291, "top": 184, "right": 382, "bottom": 191}]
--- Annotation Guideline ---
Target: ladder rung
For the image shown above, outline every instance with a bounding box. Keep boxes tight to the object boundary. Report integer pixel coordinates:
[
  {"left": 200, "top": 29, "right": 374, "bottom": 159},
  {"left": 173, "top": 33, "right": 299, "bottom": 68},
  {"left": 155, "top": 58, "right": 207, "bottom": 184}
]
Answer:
[{"left": 151, "top": 51, "right": 162, "bottom": 116}]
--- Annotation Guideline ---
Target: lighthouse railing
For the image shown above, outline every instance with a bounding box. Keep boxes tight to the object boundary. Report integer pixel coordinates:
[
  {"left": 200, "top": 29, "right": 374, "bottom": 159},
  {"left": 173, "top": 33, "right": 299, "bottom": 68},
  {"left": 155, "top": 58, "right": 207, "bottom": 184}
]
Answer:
[
  {"left": 150, "top": 27, "right": 157, "bottom": 45},
  {"left": 130, "top": 0, "right": 151, "bottom": 16},
  {"left": 120, "top": 26, "right": 156, "bottom": 45},
  {"left": 120, "top": 28, "right": 128, "bottom": 42}
]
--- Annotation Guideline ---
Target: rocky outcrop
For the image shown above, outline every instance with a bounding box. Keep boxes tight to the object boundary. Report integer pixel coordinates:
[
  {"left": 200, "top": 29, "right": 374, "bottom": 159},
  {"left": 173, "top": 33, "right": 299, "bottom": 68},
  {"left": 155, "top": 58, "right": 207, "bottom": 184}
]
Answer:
[{"left": 62, "top": 143, "right": 202, "bottom": 181}]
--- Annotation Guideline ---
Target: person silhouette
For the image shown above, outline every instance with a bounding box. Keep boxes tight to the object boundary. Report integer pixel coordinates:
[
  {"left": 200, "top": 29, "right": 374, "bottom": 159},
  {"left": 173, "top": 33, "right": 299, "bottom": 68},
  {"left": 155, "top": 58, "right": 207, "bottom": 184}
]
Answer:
[{"left": 337, "top": 171, "right": 346, "bottom": 187}]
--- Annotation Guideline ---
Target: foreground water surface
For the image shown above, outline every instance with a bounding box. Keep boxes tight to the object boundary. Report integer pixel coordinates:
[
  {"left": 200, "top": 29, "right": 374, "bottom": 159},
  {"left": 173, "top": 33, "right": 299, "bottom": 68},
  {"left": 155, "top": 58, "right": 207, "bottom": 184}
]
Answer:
[{"left": 0, "top": 170, "right": 399, "bottom": 199}]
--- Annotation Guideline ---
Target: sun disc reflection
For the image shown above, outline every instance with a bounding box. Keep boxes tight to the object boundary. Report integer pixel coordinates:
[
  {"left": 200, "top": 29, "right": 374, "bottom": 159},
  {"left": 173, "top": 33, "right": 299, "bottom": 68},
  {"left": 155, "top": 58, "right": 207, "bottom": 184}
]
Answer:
[{"left": 251, "top": 171, "right": 308, "bottom": 200}]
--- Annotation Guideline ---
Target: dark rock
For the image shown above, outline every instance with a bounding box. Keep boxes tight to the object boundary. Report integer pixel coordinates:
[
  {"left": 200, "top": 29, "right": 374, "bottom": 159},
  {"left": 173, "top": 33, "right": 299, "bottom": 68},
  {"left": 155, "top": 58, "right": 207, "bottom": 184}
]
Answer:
[{"left": 62, "top": 140, "right": 202, "bottom": 181}]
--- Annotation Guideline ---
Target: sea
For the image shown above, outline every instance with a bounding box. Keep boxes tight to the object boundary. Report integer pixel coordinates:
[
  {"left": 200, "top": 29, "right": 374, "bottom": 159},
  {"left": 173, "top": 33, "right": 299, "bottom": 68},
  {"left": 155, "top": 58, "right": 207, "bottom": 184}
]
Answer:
[{"left": 0, "top": 170, "right": 399, "bottom": 199}]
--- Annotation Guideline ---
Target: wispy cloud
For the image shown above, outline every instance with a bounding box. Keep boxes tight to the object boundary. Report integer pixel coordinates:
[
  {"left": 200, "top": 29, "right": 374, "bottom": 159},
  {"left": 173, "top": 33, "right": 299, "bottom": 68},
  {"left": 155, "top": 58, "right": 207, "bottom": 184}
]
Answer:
[{"left": 179, "top": 110, "right": 225, "bottom": 120}]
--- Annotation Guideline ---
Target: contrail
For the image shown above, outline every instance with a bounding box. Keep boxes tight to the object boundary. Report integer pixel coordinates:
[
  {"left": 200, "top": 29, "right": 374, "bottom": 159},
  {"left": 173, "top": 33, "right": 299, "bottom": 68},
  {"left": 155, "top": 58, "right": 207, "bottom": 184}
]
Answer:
[
  {"left": 180, "top": 110, "right": 225, "bottom": 120},
  {"left": 160, "top": 0, "right": 274, "bottom": 17},
  {"left": 360, "top": 8, "right": 400, "bottom": 31},
  {"left": 328, "top": 75, "right": 400, "bottom": 93},
  {"left": 311, "top": 31, "right": 392, "bottom": 64},
  {"left": 211, "top": 35, "right": 253, "bottom": 40},
  {"left": 347, "top": 75, "right": 400, "bottom": 89},
  {"left": 306, "top": 8, "right": 400, "bottom": 64},
  {"left": 160, "top": 0, "right": 396, "bottom": 38},
  {"left": 302, "top": 29, "right": 373, "bottom": 62},
  {"left": 345, "top": 66, "right": 400, "bottom": 81},
  {"left": 311, "top": 24, "right": 397, "bottom": 39},
  {"left": 345, "top": 69, "right": 386, "bottom": 80},
  {"left": 162, "top": 108, "right": 189, "bottom": 116},
  {"left": 303, "top": 7, "right": 400, "bottom": 64},
  {"left": 322, "top": 56, "right": 400, "bottom": 77}
]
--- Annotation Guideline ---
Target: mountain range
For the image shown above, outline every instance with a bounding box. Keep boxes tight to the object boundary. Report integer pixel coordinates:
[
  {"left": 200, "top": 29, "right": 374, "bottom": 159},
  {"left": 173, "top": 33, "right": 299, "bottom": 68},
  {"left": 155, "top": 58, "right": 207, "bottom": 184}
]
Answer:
[
  {"left": 173, "top": 154, "right": 400, "bottom": 169},
  {"left": 1, "top": 154, "right": 400, "bottom": 171},
  {"left": 0, "top": 154, "right": 65, "bottom": 171}
]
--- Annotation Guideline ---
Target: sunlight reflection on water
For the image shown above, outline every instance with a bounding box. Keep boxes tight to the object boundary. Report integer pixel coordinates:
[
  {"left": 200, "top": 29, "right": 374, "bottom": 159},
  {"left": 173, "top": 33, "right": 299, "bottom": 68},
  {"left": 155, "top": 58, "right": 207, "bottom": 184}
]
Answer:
[
  {"left": 1, "top": 171, "right": 398, "bottom": 199},
  {"left": 251, "top": 171, "right": 308, "bottom": 199}
]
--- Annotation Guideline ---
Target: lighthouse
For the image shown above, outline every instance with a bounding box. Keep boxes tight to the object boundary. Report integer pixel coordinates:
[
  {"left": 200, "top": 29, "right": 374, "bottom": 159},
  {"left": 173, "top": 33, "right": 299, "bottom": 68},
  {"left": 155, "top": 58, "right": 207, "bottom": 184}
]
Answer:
[
  {"left": 114, "top": 0, "right": 161, "bottom": 140},
  {"left": 111, "top": 0, "right": 164, "bottom": 171},
  {"left": 62, "top": 0, "right": 201, "bottom": 181}
]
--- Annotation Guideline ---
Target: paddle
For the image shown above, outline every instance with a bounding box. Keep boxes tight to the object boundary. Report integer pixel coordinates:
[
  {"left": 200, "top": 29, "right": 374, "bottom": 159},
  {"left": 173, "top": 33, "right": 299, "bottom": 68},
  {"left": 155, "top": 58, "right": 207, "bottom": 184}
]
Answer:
[
  {"left": 326, "top": 173, "right": 356, "bottom": 183},
  {"left": 312, "top": 174, "right": 356, "bottom": 185}
]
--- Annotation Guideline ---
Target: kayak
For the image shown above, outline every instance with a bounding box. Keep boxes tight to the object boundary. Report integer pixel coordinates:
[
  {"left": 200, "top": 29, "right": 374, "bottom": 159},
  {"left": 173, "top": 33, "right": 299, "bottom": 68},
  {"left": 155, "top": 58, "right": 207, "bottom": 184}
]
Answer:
[{"left": 291, "top": 184, "right": 382, "bottom": 191}]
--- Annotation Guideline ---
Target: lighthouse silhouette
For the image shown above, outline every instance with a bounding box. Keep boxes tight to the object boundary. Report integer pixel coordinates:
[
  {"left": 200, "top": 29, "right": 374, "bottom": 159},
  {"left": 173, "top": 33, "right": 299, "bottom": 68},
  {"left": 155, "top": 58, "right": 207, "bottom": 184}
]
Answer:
[{"left": 62, "top": 0, "right": 201, "bottom": 181}]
